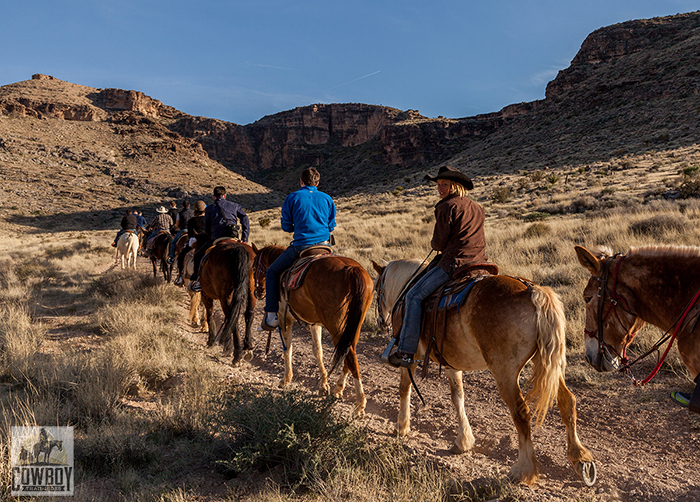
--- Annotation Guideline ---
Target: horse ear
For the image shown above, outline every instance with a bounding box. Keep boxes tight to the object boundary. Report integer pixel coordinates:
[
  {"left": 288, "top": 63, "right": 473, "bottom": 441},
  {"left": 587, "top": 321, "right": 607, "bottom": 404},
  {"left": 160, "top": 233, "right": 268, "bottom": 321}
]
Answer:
[
  {"left": 251, "top": 242, "right": 259, "bottom": 254},
  {"left": 371, "top": 260, "right": 385, "bottom": 275},
  {"left": 575, "top": 246, "right": 601, "bottom": 275}
]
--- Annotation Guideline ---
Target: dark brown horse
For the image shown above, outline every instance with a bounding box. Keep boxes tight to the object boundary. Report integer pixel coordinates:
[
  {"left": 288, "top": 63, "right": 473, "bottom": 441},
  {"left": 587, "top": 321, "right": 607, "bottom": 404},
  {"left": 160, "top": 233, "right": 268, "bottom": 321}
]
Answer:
[
  {"left": 199, "top": 239, "right": 257, "bottom": 366},
  {"left": 149, "top": 232, "right": 173, "bottom": 282},
  {"left": 373, "top": 258, "right": 596, "bottom": 486},
  {"left": 254, "top": 245, "right": 374, "bottom": 418},
  {"left": 575, "top": 245, "right": 700, "bottom": 385}
]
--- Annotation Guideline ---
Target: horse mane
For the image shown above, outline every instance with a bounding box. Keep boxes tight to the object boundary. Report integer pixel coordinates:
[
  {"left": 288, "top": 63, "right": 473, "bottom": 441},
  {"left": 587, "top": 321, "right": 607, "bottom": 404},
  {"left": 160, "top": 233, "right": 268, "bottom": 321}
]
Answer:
[
  {"left": 628, "top": 244, "right": 700, "bottom": 260},
  {"left": 379, "top": 258, "right": 425, "bottom": 307}
]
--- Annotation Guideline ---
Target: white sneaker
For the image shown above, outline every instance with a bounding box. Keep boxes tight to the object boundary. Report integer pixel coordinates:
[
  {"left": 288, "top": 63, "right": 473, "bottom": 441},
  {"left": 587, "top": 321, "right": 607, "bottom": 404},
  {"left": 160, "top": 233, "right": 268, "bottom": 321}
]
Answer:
[{"left": 261, "top": 312, "right": 279, "bottom": 330}]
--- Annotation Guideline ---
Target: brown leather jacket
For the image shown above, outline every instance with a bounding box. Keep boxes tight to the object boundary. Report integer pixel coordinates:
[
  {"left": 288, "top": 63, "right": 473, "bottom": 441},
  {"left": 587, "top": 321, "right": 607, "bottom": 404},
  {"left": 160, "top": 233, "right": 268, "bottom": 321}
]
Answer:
[{"left": 431, "top": 193, "right": 487, "bottom": 274}]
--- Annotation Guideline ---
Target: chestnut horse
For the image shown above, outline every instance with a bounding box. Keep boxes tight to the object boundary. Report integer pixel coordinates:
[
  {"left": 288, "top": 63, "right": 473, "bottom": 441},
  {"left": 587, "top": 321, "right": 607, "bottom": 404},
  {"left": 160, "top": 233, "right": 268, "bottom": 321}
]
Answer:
[
  {"left": 575, "top": 245, "right": 700, "bottom": 386},
  {"left": 175, "top": 249, "right": 208, "bottom": 333},
  {"left": 198, "top": 240, "right": 257, "bottom": 366},
  {"left": 372, "top": 258, "right": 596, "bottom": 486},
  {"left": 149, "top": 232, "right": 173, "bottom": 282},
  {"left": 254, "top": 245, "right": 374, "bottom": 418}
]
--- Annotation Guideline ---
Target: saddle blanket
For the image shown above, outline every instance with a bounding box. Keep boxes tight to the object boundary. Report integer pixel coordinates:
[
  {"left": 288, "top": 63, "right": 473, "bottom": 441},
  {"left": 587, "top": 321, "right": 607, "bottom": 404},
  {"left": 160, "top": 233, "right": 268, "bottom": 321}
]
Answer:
[
  {"left": 284, "top": 253, "right": 332, "bottom": 291},
  {"left": 146, "top": 229, "right": 169, "bottom": 249}
]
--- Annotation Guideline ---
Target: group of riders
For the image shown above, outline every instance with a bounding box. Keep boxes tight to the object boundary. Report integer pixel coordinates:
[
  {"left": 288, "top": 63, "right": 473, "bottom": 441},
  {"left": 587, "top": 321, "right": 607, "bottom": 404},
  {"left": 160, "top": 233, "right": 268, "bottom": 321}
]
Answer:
[{"left": 112, "top": 166, "right": 700, "bottom": 412}]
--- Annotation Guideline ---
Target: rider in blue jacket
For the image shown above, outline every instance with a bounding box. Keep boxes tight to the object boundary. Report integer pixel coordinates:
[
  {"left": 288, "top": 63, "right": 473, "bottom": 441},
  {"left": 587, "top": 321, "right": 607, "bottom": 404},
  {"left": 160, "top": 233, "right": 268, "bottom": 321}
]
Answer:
[{"left": 261, "top": 167, "right": 336, "bottom": 330}]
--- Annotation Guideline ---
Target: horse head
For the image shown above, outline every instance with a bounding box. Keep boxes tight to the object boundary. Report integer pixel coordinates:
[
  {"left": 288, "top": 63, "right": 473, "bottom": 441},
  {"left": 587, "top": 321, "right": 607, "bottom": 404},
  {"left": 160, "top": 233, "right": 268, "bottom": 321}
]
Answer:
[{"left": 575, "top": 246, "right": 645, "bottom": 372}]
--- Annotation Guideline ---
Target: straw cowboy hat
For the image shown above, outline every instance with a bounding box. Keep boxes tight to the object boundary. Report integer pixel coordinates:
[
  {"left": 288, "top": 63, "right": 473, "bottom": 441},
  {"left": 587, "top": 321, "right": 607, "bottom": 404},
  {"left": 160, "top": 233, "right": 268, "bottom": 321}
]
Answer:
[
  {"left": 155, "top": 206, "right": 168, "bottom": 214},
  {"left": 424, "top": 166, "right": 474, "bottom": 190}
]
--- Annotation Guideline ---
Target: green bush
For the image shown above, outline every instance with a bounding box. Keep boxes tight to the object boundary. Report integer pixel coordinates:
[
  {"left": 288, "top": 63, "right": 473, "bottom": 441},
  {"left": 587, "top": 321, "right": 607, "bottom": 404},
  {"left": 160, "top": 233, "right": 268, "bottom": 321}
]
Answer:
[
  {"left": 259, "top": 217, "right": 272, "bottom": 228},
  {"left": 215, "top": 386, "right": 365, "bottom": 487},
  {"left": 491, "top": 186, "right": 511, "bottom": 203}
]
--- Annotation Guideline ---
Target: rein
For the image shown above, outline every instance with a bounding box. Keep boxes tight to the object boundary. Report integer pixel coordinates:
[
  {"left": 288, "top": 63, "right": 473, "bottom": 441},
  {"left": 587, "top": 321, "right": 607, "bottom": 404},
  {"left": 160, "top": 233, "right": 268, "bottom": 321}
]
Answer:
[{"left": 589, "top": 253, "right": 700, "bottom": 385}]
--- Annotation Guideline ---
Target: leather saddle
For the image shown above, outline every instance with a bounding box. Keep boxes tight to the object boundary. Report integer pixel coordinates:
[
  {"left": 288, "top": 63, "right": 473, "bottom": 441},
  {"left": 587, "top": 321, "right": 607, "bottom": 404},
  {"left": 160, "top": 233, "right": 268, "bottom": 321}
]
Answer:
[
  {"left": 282, "top": 245, "right": 334, "bottom": 292},
  {"left": 391, "top": 262, "right": 499, "bottom": 375}
]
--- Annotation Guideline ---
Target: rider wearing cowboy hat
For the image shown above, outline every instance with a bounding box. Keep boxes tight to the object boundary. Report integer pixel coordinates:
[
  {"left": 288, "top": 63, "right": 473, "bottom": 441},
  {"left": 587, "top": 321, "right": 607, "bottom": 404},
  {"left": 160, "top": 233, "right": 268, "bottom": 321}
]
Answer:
[{"left": 387, "top": 165, "right": 487, "bottom": 368}]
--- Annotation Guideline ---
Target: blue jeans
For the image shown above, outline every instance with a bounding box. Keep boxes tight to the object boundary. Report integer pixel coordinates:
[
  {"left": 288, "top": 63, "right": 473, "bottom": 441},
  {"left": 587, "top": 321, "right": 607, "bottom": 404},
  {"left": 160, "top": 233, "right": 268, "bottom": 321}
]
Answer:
[
  {"left": 397, "top": 266, "right": 450, "bottom": 355},
  {"left": 169, "top": 229, "right": 186, "bottom": 259},
  {"left": 264, "top": 245, "right": 303, "bottom": 313}
]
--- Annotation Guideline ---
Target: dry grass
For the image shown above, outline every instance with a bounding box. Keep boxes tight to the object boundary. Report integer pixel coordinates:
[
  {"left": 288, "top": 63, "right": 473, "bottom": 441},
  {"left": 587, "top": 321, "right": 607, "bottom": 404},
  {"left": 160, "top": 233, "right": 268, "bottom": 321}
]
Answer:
[{"left": 2, "top": 146, "right": 700, "bottom": 499}]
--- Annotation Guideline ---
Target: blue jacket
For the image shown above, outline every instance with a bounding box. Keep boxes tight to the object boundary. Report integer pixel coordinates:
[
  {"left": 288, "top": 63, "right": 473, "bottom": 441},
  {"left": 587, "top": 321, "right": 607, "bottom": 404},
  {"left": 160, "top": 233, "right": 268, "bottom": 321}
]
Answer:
[
  {"left": 205, "top": 197, "right": 250, "bottom": 241},
  {"left": 281, "top": 186, "right": 336, "bottom": 246}
]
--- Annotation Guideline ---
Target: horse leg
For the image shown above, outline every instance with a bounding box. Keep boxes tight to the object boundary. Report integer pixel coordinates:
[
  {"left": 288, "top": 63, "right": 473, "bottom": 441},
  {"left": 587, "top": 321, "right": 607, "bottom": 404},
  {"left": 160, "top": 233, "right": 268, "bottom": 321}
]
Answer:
[
  {"left": 493, "top": 370, "right": 539, "bottom": 485},
  {"left": 278, "top": 317, "right": 294, "bottom": 389},
  {"left": 203, "top": 296, "right": 217, "bottom": 346},
  {"left": 445, "top": 369, "right": 475, "bottom": 454},
  {"left": 188, "top": 291, "right": 201, "bottom": 327},
  {"left": 151, "top": 257, "right": 157, "bottom": 278},
  {"left": 338, "top": 347, "right": 366, "bottom": 419},
  {"left": 241, "top": 291, "right": 255, "bottom": 362},
  {"left": 309, "top": 324, "right": 331, "bottom": 396},
  {"left": 556, "top": 377, "right": 595, "bottom": 482},
  {"left": 396, "top": 367, "right": 412, "bottom": 436}
]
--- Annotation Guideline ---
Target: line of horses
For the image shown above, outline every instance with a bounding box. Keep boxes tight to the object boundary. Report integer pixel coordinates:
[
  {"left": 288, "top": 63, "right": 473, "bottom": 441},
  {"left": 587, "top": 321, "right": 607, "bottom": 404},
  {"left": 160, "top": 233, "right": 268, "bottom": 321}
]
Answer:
[{"left": 113, "top": 233, "right": 700, "bottom": 488}]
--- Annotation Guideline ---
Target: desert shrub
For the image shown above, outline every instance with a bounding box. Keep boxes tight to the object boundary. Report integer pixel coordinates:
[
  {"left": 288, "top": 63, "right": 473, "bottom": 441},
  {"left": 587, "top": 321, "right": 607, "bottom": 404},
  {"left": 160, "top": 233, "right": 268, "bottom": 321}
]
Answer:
[
  {"left": 259, "top": 217, "right": 272, "bottom": 228},
  {"left": 529, "top": 170, "right": 544, "bottom": 182},
  {"left": 682, "top": 165, "right": 699, "bottom": 177},
  {"left": 570, "top": 196, "right": 599, "bottom": 213},
  {"left": 546, "top": 173, "right": 560, "bottom": 185},
  {"left": 216, "top": 386, "right": 366, "bottom": 487},
  {"left": 391, "top": 186, "right": 404, "bottom": 196},
  {"left": 523, "top": 211, "right": 549, "bottom": 222},
  {"left": 523, "top": 222, "right": 550, "bottom": 238},
  {"left": 628, "top": 214, "right": 690, "bottom": 238},
  {"left": 491, "top": 186, "right": 511, "bottom": 203},
  {"left": 679, "top": 178, "right": 700, "bottom": 199}
]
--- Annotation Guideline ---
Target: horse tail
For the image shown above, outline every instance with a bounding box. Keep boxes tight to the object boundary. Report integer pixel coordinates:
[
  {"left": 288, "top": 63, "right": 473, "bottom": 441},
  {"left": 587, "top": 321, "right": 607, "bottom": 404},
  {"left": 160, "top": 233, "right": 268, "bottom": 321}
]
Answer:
[
  {"left": 329, "top": 267, "right": 372, "bottom": 375},
  {"left": 527, "top": 283, "right": 567, "bottom": 428},
  {"left": 217, "top": 245, "right": 251, "bottom": 349}
]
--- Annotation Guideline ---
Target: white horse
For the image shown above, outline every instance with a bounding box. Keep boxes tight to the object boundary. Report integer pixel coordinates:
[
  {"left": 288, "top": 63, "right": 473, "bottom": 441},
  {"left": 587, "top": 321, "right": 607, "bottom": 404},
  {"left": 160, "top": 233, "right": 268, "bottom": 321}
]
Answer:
[{"left": 115, "top": 232, "right": 139, "bottom": 269}]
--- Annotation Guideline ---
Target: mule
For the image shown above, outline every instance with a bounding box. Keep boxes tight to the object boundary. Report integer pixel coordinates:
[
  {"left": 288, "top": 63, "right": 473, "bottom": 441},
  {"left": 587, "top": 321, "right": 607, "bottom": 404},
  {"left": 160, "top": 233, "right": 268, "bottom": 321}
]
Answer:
[
  {"left": 372, "top": 258, "right": 596, "bottom": 486},
  {"left": 198, "top": 240, "right": 257, "bottom": 366},
  {"left": 575, "top": 245, "right": 700, "bottom": 387},
  {"left": 115, "top": 231, "right": 138, "bottom": 269},
  {"left": 149, "top": 232, "right": 173, "bottom": 282},
  {"left": 254, "top": 245, "right": 374, "bottom": 418}
]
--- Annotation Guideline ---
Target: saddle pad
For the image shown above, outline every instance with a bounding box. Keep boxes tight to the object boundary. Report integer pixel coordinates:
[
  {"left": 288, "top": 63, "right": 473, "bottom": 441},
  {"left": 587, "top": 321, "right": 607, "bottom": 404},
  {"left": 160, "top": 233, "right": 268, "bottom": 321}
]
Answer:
[
  {"left": 424, "top": 275, "right": 488, "bottom": 313},
  {"left": 284, "top": 254, "right": 330, "bottom": 291}
]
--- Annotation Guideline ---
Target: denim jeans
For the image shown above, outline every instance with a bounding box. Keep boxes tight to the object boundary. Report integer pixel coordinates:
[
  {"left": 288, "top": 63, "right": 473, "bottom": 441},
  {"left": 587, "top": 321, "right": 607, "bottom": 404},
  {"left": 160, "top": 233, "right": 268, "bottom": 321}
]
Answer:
[
  {"left": 397, "top": 266, "right": 450, "bottom": 355},
  {"left": 169, "top": 229, "right": 186, "bottom": 259},
  {"left": 264, "top": 245, "right": 303, "bottom": 313}
]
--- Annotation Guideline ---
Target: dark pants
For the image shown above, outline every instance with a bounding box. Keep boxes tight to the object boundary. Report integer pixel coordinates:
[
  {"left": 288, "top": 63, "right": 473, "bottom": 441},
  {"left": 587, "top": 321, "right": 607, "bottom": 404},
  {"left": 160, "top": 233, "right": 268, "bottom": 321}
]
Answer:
[
  {"left": 113, "top": 228, "right": 135, "bottom": 245},
  {"left": 190, "top": 236, "right": 212, "bottom": 281}
]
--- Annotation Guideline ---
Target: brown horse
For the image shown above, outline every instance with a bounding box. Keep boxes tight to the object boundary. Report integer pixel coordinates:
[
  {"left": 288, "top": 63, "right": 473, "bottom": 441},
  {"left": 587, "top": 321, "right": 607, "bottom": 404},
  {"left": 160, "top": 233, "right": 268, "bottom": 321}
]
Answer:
[
  {"left": 199, "top": 239, "right": 257, "bottom": 366},
  {"left": 149, "top": 232, "right": 173, "bottom": 282},
  {"left": 254, "top": 245, "right": 374, "bottom": 418},
  {"left": 575, "top": 245, "right": 700, "bottom": 384},
  {"left": 372, "top": 258, "right": 596, "bottom": 486}
]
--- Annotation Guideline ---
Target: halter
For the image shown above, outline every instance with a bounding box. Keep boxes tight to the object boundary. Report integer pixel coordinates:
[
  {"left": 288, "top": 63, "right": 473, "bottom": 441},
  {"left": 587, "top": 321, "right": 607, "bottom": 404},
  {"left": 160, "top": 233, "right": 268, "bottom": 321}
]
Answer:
[{"left": 588, "top": 253, "right": 700, "bottom": 385}]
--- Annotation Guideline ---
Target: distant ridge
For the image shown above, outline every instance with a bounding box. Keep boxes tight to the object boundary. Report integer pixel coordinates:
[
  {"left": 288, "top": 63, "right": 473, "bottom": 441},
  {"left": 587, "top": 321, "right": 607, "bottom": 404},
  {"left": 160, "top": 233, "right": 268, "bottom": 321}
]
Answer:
[{"left": 1, "top": 10, "right": 699, "bottom": 219}]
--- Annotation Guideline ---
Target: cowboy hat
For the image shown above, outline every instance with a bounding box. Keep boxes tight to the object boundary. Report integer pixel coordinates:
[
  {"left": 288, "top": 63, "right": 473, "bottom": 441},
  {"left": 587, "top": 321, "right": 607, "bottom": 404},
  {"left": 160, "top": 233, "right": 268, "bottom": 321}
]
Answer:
[
  {"left": 424, "top": 166, "right": 474, "bottom": 190},
  {"left": 155, "top": 206, "right": 168, "bottom": 214}
]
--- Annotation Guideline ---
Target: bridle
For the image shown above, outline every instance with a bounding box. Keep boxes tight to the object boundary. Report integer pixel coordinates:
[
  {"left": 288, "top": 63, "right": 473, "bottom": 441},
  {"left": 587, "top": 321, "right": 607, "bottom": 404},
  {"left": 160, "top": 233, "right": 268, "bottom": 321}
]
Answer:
[
  {"left": 588, "top": 252, "right": 700, "bottom": 385},
  {"left": 585, "top": 253, "right": 639, "bottom": 371}
]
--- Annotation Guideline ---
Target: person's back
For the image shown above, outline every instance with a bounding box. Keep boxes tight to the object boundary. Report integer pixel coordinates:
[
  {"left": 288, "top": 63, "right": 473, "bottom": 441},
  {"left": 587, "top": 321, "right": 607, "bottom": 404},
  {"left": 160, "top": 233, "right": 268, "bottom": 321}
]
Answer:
[
  {"left": 150, "top": 207, "right": 173, "bottom": 232},
  {"left": 261, "top": 167, "right": 336, "bottom": 330},
  {"left": 205, "top": 192, "right": 250, "bottom": 241},
  {"left": 179, "top": 206, "right": 194, "bottom": 232}
]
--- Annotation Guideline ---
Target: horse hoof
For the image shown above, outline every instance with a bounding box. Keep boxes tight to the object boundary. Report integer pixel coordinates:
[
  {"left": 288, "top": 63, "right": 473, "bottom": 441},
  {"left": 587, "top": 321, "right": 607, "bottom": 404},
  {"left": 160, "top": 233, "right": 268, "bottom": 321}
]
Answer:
[
  {"left": 448, "top": 444, "right": 465, "bottom": 455},
  {"left": 576, "top": 461, "right": 597, "bottom": 487},
  {"left": 243, "top": 350, "right": 253, "bottom": 362}
]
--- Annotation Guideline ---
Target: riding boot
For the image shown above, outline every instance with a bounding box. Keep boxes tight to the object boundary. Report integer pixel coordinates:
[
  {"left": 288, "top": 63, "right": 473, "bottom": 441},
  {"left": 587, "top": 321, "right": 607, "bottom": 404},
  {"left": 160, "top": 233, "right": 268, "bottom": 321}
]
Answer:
[{"left": 689, "top": 373, "right": 700, "bottom": 414}]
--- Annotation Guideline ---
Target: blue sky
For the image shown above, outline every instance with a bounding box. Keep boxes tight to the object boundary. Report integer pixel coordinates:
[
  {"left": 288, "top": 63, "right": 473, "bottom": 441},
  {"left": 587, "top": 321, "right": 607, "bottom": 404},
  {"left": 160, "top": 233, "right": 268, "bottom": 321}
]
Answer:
[{"left": 1, "top": 1, "right": 698, "bottom": 125}]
